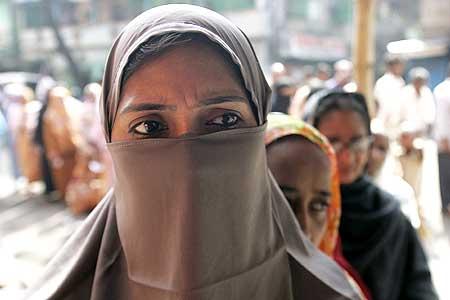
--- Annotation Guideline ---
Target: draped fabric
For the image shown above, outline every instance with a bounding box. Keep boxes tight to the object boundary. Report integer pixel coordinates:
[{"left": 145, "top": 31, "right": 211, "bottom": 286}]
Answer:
[
  {"left": 340, "top": 176, "right": 437, "bottom": 300},
  {"left": 23, "top": 5, "right": 360, "bottom": 300}
]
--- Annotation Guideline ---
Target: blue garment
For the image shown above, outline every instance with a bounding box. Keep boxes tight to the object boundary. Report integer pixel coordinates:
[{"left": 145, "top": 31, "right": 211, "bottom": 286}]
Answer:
[{"left": 0, "top": 111, "right": 8, "bottom": 148}]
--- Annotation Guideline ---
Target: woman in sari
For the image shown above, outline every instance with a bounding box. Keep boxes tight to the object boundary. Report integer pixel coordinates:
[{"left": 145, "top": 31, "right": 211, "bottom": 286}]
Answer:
[
  {"left": 24, "top": 5, "right": 360, "bottom": 300},
  {"left": 34, "top": 86, "right": 82, "bottom": 199}
]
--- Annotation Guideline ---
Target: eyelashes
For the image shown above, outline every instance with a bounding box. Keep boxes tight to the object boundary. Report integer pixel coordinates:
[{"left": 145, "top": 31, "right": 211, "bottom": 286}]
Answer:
[
  {"left": 284, "top": 195, "right": 330, "bottom": 215},
  {"left": 205, "top": 112, "right": 242, "bottom": 129},
  {"left": 128, "top": 111, "right": 244, "bottom": 139},
  {"left": 309, "top": 199, "right": 330, "bottom": 213},
  {"left": 130, "top": 120, "right": 168, "bottom": 137}
]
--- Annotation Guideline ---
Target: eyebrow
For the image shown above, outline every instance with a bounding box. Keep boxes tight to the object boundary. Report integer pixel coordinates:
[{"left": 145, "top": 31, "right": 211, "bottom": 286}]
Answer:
[
  {"left": 283, "top": 186, "right": 331, "bottom": 198},
  {"left": 280, "top": 186, "right": 299, "bottom": 196},
  {"left": 328, "top": 135, "right": 365, "bottom": 143},
  {"left": 315, "top": 190, "right": 332, "bottom": 198},
  {"left": 120, "top": 95, "right": 248, "bottom": 114},
  {"left": 198, "top": 95, "right": 248, "bottom": 106},
  {"left": 350, "top": 135, "right": 366, "bottom": 142},
  {"left": 120, "top": 103, "right": 177, "bottom": 114}
]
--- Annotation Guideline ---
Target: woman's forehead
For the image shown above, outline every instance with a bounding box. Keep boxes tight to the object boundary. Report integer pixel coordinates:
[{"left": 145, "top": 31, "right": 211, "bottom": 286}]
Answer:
[
  {"left": 123, "top": 39, "right": 243, "bottom": 86},
  {"left": 319, "top": 110, "right": 368, "bottom": 135},
  {"left": 270, "top": 135, "right": 330, "bottom": 168},
  {"left": 119, "top": 42, "right": 248, "bottom": 107}
]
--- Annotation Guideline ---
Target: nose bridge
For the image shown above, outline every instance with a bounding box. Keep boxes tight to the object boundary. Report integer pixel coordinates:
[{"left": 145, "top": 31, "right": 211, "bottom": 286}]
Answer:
[
  {"left": 173, "top": 113, "right": 194, "bottom": 138},
  {"left": 337, "top": 146, "right": 354, "bottom": 164},
  {"left": 171, "top": 93, "right": 208, "bottom": 137}
]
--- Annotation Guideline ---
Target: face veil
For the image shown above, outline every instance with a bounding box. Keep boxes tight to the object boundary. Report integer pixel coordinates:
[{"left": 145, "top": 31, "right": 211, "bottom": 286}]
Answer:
[{"left": 108, "top": 126, "right": 292, "bottom": 297}]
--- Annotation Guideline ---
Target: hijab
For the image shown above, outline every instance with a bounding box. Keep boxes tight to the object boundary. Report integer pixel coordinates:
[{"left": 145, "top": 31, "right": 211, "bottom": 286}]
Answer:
[{"left": 24, "top": 5, "right": 359, "bottom": 300}]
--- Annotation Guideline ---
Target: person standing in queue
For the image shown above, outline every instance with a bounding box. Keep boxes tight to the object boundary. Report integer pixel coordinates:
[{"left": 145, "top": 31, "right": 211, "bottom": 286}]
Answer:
[
  {"left": 308, "top": 91, "right": 437, "bottom": 300},
  {"left": 265, "top": 113, "right": 372, "bottom": 300},
  {"left": 23, "top": 5, "right": 360, "bottom": 300}
]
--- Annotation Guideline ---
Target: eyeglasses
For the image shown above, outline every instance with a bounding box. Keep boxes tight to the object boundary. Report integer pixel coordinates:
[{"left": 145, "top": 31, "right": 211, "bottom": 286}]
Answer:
[{"left": 329, "top": 136, "right": 373, "bottom": 154}]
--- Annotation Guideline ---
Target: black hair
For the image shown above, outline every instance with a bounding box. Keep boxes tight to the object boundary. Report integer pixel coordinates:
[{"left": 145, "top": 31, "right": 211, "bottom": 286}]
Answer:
[
  {"left": 311, "top": 91, "right": 371, "bottom": 135},
  {"left": 122, "top": 32, "right": 192, "bottom": 85},
  {"left": 34, "top": 86, "right": 53, "bottom": 146},
  {"left": 33, "top": 87, "right": 56, "bottom": 194}
]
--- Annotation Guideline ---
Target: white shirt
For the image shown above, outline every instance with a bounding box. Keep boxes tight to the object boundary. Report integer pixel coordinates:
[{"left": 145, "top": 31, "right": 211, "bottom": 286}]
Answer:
[
  {"left": 374, "top": 72, "right": 405, "bottom": 135},
  {"left": 373, "top": 153, "right": 421, "bottom": 229},
  {"left": 434, "top": 78, "right": 450, "bottom": 142},
  {"left": 398, "top": 84, "right": 436, "bottom": 133},
  {"left": 375, "top": 174, "right": 421, "bottom": 229}
]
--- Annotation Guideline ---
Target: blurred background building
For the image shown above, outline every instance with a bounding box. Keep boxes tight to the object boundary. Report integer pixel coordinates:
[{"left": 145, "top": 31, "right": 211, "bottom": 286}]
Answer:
[
  {"left": 1, "top": 0, "right": 449, "bottom": 90},
  {"left": 1, "top": 1, "right": 450, "bottom": 298}
]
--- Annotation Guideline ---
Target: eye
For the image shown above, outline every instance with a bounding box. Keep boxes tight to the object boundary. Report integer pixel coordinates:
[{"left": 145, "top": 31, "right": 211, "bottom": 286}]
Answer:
[
  {"left": 206, "top": 112, "right": 242, "bottom": 129},
  {"left": 330, "top": 141, "right": 344, "bottom": 153},
  {"left": 130, "top": 120, "right": 168, "bottom": 137},
  {"left": 374, "top": 145, "right": 388, "bottom": 153},
  {"left": 351, "top": 136, "right": 371, "bottom": 152},
  {"left": 309, "top": 199, "right": 330, "bottom": 213}
]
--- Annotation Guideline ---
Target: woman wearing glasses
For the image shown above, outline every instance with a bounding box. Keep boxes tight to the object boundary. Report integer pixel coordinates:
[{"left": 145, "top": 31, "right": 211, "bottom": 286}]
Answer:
[{"left": 308, "top": 91, "right": 437, "bottom": 300}]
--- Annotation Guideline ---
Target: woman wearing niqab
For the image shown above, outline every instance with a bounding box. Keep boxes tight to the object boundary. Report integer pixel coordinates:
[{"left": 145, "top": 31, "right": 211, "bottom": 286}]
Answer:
[{"left": 24, "top": 5, "right": 360, "bottom": 300}]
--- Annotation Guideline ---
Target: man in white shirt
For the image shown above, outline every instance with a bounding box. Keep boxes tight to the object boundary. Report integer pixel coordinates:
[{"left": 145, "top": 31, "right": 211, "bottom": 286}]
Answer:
[
  {"left": 434, "top": 65, "right": 450, "bottom": 215},
  {"left": 368, "top": 120, "right": 421, "bottom": 228},
  {"left": 396, "top": 68, "right": 435, "bottom": 205},
  {"left": 374, "top": 55, "right": 406, "bottom": 137},
  {"left": 325, "top": 59, "right": 353, "bottom": 90},
  {"left": 399, "top": 67, "right": 436, "bottom": 137}
]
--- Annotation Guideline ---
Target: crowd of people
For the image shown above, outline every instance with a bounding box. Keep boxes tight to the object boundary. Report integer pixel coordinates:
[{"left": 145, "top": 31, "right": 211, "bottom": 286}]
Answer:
[
  {"left": 272, "top": 55, "right": 450, "bottom": 222},
  {"left": 0, "top": 3, "right": 447, "bottom": 300},
  {"left": 0, "top": 78, "right": 112, "bottom": 214},
  {"left": 267, "top": 55, "right": 450, "bottom": 299}
]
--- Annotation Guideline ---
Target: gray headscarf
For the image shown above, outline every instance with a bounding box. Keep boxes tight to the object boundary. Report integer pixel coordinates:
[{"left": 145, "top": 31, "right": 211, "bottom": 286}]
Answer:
[
  {"left": 101, "top": 4, "right": 270, "bottom": 141},
  {"left": 24, "top": 5, "right": 360, "bottom": 300}
]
